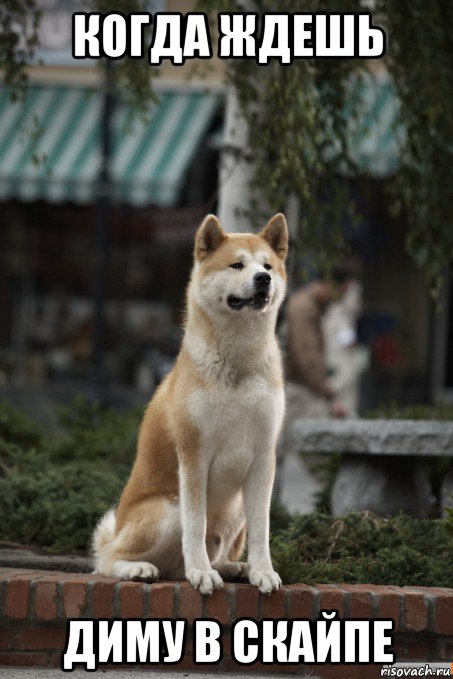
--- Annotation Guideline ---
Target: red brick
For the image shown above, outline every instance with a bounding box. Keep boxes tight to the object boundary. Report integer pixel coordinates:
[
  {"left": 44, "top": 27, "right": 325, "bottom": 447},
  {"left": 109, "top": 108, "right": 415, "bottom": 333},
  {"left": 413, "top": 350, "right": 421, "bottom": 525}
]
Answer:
[
  {"left": 63, "top": 581, "right": 87, "bottom": 618},
  {"left": 0, "top": 569, "right": 35, "bottom": 578},
  {"left": 5, "top": 577, "right": 32, "bottom": 619},
  {"left": 234, "top": 584, "right": 259, "bottom": 619},
  {"left": 403, "top": 638, "right": 430, "bottom": 660},
  {"left": 222, "top": 631, "right": 232, "bottom": 656},
  {"left": 51, "top": 652, "right": 64, "bottom": 668},
  {"left": 0, "top": 571, "right": 451, "bottom": 674},
  {"left": 184, "top": 630, "right": 193, "bottom": 654},
  {"left": 404, "top": 585, "right": 453, "bottom": 596},
  {"left": 59, "top": 573, "right": 98, "bottom": 583},
  {"left": 403, "top": 592, "right": 428, "bottom": 632},
  {"left": 178, "top": 583, "right": 202, "bottom": 623},
  {"left": 205, "top": 587, "right": 232, "bottom": 625},
  {"left": 34, "top": 581, "right": 57, "bottom": 621},
  {"left": 33, "top": 573, "right": 72, "bottom": 583},
  {"left": 91, "top": 578, "right": 119, "bottom": 618},
  {"left": 340, "top": 585, "right": 373, "bottom": 617},
  {"left": 261, "top": 587, "right": 286, "bottom": 619},
  {"left": 375, "top": 591, "right": 401, "bottom": 629},
  {"left": 149, "top": 582, "right": 174, "bottom": 618},
  {"left": 221, "top": 656, "right": 299, "bottom": 674},
  {"left": 119, "top": 582, "right": 145, "bottom": 619},
  {"left": 435, "top": 594, "right": 453, "bottom": 635},
  {"left": 0, "top": 651, "right": 49, "bottom": 667},
  {"left": 437, "top": 637, "right": 453, "bottom": 660},
  {"left": 317, "top": 585, "right": 345, "bottom": 616},
  {"left": 0, "top": 628, "right": 14, "bottom": 650},
  {"left": 17, "top": 627, "right": 66, "bottom": 651},
  {"left": 173, "top": 655, "right": 206, "bottom": 672},
  {"left": 287, "top": 584, "right": 316, "bottom": 618},
  {"left": 393, "top": 637, "right": 407, "bottom": 659}
]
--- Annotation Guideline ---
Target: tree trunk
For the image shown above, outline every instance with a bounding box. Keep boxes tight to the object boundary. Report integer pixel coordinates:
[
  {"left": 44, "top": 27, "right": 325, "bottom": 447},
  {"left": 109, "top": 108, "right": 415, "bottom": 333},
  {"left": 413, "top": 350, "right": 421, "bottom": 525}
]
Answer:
[{"left": 217, "top": 85, "right": 255, "bottom": 233}]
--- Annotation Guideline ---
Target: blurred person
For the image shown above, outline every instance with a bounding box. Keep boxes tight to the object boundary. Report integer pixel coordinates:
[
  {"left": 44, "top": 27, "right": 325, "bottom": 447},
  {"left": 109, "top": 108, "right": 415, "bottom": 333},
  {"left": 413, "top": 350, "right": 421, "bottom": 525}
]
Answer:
[
  {"left": 285, "top": 269, "right": 353, "bottom": 423},
  {"left": 274, "top": 269, "right": 353, "bottom": 508},
  {"left": 323, "top": 279, "right": 369, "bottom": 416}
]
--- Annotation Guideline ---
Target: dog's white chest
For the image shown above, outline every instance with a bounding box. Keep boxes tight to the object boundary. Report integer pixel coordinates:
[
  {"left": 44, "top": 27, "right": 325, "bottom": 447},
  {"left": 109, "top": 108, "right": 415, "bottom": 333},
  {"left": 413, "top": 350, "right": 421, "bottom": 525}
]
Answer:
[
  {"left": 188, "top": 377, "right": 284, "bottom": 504},
  {"left": 189, "top": 375, "right": 279, "bottom": 440}
]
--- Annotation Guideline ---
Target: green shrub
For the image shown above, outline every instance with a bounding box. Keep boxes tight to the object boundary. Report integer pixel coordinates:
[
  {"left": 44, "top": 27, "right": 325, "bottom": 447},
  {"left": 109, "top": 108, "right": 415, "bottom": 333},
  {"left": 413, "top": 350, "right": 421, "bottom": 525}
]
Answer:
[
  {"left": 0, "top": 442, "right": 126, "bottom": 552},
  {"left": 0, "top": 402, "right": 43, "bottom": 448},
  {"left": 270, "top": 511, "right": 453, "bottom": 587},
  {"left": 0, "top": 399, "right": 140, "bottom": 552},
  {"left": 367, "top": 400, "right": 453, "bottom": 421},
  {"left": 48, "top": 396, "right": 140, "bottom": 465}
]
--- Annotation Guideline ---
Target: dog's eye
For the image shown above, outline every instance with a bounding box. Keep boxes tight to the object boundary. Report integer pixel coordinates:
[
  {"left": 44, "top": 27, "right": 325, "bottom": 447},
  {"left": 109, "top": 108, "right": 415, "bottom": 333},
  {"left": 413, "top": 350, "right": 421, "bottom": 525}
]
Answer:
[
  {"left": 264, "top": 263, "right": 272, "bottom": 271},
  {"left": 230, "top": 262, "right": 244, "bottom": 270}
]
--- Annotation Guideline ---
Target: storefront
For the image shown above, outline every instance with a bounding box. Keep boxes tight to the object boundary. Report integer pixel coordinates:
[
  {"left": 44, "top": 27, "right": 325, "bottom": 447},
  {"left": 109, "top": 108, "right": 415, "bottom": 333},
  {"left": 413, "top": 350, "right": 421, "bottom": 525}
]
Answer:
[{"left": 0, "top": 83, "right": 222, "bottom": 389}]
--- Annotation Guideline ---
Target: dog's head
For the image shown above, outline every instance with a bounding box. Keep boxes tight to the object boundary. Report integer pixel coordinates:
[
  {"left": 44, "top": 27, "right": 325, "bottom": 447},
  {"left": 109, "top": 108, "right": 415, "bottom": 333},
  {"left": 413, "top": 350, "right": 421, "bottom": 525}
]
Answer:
[{"left": 191, "top": 213, "right": 288, "bottom": 317}]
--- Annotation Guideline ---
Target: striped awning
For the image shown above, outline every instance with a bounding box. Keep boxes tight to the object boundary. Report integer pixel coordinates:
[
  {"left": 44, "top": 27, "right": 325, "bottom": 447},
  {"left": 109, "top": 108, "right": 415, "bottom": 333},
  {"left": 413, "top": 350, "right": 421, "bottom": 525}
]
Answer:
[
  {"left": 0, "top": 86, "right": 220, "bottom": 206},
  {"left": 345, "top": 72, "right": 404, "bottom": 177}
]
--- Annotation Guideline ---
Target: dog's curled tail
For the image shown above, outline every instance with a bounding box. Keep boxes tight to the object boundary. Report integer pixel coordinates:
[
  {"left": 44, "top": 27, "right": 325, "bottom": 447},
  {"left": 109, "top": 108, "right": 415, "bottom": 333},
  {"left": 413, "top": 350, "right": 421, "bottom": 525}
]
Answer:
[{"left": 92, "top": 508, "right": 116, "bottom": 574}]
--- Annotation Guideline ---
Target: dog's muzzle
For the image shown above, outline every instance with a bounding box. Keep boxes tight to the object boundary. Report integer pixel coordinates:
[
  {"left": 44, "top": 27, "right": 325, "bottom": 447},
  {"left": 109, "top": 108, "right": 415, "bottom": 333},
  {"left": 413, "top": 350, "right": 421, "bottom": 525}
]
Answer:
[{"left": 227, "top": 273, "right": 272, "bottom": 310}]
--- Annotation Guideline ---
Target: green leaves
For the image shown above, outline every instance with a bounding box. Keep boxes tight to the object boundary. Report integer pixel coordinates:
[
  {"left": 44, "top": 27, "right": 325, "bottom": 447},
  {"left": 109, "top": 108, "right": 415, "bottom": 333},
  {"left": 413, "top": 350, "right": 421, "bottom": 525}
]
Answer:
[
  {"left": 0, "top": 0, "right": 40, "bottom": 91},
  {"left": 199, "top": 0, "right": 453, "bottom": 291},
  {"left": 0, "top": 399, "right": 140, "bottom": 552}
]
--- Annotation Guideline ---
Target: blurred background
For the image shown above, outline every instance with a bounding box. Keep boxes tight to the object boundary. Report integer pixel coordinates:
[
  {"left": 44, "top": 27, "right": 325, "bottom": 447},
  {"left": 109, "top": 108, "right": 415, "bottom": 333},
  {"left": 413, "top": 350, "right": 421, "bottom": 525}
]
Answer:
[{"left": 0, "top": 0, "right": 451, "bottom": 421}]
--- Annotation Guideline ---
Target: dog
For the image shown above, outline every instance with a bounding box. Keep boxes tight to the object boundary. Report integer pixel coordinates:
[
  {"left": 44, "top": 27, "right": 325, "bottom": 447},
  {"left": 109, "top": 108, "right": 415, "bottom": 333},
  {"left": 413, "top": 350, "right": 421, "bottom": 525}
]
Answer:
[{"left": 93, "top": 212, "right": 288, "bottom": 595}]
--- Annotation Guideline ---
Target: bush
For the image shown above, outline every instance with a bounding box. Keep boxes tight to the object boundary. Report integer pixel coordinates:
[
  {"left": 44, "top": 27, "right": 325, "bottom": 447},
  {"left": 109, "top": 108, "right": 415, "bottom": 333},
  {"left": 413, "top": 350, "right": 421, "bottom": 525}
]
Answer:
[
  {"left": 367, "top": 400, "right": 453, "bottom": 421},
  {"left": 0, "top": 402, "right": 43, "bottom": 448},
  {"left": 49, "top": 396, "right": 139, "bottom": 464},
  {"left": 270, "top": 511, "right": 453, "bottom": 587},
  {"left": 0, "top": 399, "right": 140, "bottom": 552}
]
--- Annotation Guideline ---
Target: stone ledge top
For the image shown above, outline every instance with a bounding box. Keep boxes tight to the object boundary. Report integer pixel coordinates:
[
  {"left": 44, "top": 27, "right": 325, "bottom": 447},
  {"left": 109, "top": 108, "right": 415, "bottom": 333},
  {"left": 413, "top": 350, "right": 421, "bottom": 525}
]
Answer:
[{"left": 291, "top": 418, "right": 453, "bottom": 456}]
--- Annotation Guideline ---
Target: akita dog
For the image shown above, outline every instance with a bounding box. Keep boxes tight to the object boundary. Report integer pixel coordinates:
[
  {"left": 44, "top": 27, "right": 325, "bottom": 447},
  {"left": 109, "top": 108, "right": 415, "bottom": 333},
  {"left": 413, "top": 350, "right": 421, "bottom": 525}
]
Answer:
[{"left": 93, "top": 213, "right": 288, "bottom": 595}]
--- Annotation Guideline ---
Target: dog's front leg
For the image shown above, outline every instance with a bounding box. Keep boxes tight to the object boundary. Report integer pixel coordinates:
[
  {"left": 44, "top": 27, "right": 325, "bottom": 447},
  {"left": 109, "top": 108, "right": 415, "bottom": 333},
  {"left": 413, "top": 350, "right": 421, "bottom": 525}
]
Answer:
[
  {"left": 179, "top": 460, "right": 223, "bottom": 595},
  {"left": 243, "top": 448, "right": 282, "bottom": 594}
]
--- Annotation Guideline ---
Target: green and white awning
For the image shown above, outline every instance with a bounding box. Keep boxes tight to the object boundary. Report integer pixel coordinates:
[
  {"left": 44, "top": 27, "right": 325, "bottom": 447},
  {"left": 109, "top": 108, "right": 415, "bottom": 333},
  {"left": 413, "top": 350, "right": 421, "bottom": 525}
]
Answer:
[
  {"left": 345, "top": 72, "right": 404, "bottom": 177},
  {"left": 0, "top": 85, "right": 220, "bottom": 206}
]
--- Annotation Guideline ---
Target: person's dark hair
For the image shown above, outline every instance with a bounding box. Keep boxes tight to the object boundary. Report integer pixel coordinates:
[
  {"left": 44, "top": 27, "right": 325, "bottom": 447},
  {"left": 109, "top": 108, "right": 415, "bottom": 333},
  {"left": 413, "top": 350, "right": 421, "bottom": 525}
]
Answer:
[{"left": 331, "top": 265, "right": 355, "bottom": 285}]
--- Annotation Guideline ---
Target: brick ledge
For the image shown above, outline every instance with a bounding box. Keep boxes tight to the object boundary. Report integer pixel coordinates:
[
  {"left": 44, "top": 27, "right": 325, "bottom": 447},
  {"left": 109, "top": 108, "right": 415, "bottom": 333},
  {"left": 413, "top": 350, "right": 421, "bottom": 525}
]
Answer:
[{"left": 0, "top": 568, "right": 452, "bottom": 676}]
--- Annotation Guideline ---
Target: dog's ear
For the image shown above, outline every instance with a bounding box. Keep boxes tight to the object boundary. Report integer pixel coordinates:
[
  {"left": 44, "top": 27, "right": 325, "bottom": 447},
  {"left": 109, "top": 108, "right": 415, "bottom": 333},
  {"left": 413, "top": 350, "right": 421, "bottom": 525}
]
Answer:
[
  {"left": 195, "top": 214, "right": 226, "bottom": 261},
  {"left": 259, "top": 213, "right": 289, "bottom": 260}
]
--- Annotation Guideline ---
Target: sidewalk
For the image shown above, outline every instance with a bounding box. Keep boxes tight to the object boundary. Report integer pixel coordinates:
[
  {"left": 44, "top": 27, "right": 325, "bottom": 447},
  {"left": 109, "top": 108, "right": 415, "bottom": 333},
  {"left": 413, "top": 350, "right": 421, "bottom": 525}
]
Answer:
[{"left": 0, "top": 670, "right": 299, "bottom": 678}]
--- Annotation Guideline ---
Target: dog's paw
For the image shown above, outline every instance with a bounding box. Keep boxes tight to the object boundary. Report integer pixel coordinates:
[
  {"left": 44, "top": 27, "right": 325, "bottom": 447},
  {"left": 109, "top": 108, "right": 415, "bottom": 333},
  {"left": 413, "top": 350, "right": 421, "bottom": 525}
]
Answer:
[
  {"left": 248, "top": 567, "right": 282, "bottom": 594},
  {"left": 113, "top": 560, "right": 159, "bottom": 582},
  {"left": 186, "top": 568, "right": 223, "bottom": 595},
  {"left": 218, "top": 561, "right": 249, "bottom": 581}
]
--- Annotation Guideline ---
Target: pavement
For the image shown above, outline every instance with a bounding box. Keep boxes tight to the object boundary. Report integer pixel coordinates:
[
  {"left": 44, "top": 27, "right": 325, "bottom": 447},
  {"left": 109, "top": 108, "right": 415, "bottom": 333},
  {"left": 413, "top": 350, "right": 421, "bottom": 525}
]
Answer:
[{"left": 0, "top": 670, "right": 306, "bottom": 678}]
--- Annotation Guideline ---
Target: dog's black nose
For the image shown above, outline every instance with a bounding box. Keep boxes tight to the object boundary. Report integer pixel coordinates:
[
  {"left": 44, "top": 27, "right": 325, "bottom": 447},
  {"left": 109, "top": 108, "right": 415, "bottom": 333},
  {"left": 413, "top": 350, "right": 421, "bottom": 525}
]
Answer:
[{"left": 254, "top": 272, "right": 271, "bottom": 288}]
